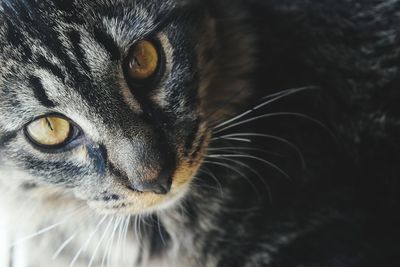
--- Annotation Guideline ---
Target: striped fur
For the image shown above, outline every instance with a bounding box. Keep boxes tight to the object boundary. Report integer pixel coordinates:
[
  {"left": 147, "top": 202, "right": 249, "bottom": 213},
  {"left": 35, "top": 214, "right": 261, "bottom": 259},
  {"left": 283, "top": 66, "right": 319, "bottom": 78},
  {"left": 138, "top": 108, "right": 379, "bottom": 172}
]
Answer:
[
  {"left": 1, "top": 0, "right": 400, "bottom": 266},
  {"left": 0, "top": 0, "right": 254, "bottom": 266}
]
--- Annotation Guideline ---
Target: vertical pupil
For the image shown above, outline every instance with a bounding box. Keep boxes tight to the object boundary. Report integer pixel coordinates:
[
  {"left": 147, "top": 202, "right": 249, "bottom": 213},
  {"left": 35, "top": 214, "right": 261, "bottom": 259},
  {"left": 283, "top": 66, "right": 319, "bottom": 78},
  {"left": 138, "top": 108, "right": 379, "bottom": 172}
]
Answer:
[
  {"left": 135, "top": 56, "right": 142, "bottom": 67},
  {"left": 136, "top": 45, "right": 147, "bottom": 68},
  {"left": 45, "top": 118, "right": 54, "bottom": 131}
]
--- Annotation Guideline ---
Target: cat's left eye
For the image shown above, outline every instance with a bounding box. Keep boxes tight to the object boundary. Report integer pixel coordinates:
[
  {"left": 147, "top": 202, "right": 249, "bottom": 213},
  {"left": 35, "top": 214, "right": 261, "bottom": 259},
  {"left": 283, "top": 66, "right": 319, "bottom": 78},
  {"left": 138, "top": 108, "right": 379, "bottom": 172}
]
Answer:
[
  {"left": 25, "top": 116, "right": 75, "bottom": 148},
  {"left": 127, "top": 40, "right": 160, "bottom": 80}
]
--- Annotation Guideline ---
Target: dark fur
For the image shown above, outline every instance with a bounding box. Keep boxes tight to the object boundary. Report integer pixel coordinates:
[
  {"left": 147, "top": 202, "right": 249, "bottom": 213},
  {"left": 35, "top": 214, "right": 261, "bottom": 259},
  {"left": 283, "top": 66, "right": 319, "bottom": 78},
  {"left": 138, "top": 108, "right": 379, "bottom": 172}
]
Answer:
[{"left": 0, "top": 0, "right": 399, "bottom": 266}]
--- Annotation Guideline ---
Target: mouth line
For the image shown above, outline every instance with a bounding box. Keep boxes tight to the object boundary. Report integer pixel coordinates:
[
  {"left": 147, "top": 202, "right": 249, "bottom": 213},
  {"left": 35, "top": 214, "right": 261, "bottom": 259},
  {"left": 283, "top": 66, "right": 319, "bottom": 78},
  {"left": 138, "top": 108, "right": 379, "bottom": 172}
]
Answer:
[
  {"left": 101, "top": 203, "right": 128, "bottom": 210},
  {"left": 92, "top": 201, "right": 161, "bottom": 216},
  {"left": 88, "top": 184, "right": 191, "bottom": 215}
]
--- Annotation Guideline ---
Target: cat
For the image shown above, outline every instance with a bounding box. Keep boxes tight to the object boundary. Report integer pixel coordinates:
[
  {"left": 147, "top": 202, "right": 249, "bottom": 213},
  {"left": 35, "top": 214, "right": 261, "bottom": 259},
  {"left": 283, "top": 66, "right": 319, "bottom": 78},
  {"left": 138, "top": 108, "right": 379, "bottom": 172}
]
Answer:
[{"left": 1, "top": 0, "right": 400, "bottom": 266}]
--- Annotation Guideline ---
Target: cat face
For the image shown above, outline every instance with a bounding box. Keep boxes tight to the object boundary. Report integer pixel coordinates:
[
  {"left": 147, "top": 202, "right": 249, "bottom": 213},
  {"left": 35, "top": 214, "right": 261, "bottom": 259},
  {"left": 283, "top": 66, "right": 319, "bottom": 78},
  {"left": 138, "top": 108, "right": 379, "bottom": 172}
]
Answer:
[{"left": 0, "top": 0, "right": 252, "bottom": 214}]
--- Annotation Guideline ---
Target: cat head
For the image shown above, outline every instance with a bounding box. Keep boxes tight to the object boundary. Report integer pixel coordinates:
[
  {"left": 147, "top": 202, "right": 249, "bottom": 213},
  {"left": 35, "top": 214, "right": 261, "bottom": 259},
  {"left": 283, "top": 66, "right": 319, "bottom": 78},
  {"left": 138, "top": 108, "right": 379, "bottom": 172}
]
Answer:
[{"left": 0, "top": 0, "right": 254, "bottom": 214}]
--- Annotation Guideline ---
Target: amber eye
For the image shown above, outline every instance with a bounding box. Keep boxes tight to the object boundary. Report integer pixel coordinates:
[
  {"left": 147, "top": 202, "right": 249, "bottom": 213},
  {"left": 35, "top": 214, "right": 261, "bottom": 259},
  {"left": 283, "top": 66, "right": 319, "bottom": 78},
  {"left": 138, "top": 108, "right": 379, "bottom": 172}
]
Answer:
[
  {"left": 128, "top": 40, "right": 159, "bottom": 80},
  {"left": 26, "top": 116, "right": 71, "bottom": 147}
]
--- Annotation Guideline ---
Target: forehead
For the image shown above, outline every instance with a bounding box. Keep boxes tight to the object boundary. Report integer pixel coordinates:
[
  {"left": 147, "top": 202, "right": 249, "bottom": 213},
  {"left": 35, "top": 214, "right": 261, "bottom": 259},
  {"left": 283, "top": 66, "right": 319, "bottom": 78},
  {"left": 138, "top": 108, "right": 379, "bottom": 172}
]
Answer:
[
  {"left": 0, "top": 0, "right": 206, "bottom": 67},
  {"left": 0, "top": 0, "right": 185, "bottom": 16},
  {"left": 0, "top": 0, "right": 193, "bottom": 36},
  {"left": 0, "top": 0, "right": 205, "bottom": 130},
  {"left": 0, "top": 0, "right": 205, "bottom": 65}
]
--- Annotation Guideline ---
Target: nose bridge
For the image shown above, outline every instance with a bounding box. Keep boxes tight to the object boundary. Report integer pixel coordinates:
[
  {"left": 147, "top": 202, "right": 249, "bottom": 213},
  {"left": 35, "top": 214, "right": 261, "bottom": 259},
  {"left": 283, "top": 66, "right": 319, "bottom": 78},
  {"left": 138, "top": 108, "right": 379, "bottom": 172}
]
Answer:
[{"left": 107, "top": 128, "right": 175, "bottom": 194}]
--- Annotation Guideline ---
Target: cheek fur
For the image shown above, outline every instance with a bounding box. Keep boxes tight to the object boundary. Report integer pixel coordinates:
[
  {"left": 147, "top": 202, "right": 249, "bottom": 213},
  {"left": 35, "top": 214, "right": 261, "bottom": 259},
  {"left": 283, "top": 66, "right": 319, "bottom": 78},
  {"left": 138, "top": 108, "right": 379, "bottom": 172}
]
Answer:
[{"left": 173, "top": 123, "right": 211, "bottom": 188}]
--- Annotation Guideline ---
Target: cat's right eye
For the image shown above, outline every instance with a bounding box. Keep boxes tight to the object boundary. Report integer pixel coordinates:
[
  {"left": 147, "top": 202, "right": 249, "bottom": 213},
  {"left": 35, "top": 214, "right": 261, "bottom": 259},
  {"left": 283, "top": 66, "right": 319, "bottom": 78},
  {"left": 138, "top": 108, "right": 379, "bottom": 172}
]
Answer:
[{"left": 25, "top": 116, "right": 77, "bottom": 148}]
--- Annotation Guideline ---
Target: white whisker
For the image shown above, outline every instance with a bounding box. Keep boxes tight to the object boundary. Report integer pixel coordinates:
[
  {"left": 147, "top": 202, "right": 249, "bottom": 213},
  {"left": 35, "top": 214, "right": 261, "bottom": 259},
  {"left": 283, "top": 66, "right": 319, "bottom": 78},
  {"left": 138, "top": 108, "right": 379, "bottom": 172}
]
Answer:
[
  {"left": 69, "top": 215, "right": 108, "bottom": 267},
  {"left": 213, "top": 86, "right": 317, "bottom": 129},
  {"left": 116, "top": 215, "right": 126, "bottom": 264},
  {"left": 114, "top": 216, "right": 126, "bottom": 267},
  {"left": 157, "top": 214, "right": 166, "bottom": 245},
  {"left": 136, "top": 215, "right": 143, "bottom": 246},
  {"left": 122, "top": 216, "right": 131, "bottom": 265},
  {"left": 52, "top": 233, "right": 77, "bottom": 260},
  {"left": 197, "top": 167, "right": 224, "bottom": 195},
  {"left": 207, "top": 154, "right": 291, "bottom": 180},
  {"left": 214, "top": 112, "right": 330, "bottom": 135},
  {"left": 88, "top": 216, "right": 114, "bottom": 267},
  {"left": 220, "top": 137, "right": 252, "bottom": 142},
  {"left": 102, "top": 216, "right": 121, "bottom": 267},
  {"left": 11, "top": 206, "right": 85, "bottom": 248},
  {"left": 203, "top": 160, "right": 260, "bottom": 196},
  {"left": 213, "top": 133, "right": 306, "bottom": 168},
  {"left": 133, "top": 216, "right": 140, "bottom": 245},
  {"left": 258, "top": 86, "right": 318, "bottom": 107},
  {"left": 209, "top": 156, "right": 272, "bottom": 201},
  {"left": 192, "top": 179, "right": 222, "bottom": 194},
  {"left": 208, "top": 146, "right": 281, "bottom": 157}
]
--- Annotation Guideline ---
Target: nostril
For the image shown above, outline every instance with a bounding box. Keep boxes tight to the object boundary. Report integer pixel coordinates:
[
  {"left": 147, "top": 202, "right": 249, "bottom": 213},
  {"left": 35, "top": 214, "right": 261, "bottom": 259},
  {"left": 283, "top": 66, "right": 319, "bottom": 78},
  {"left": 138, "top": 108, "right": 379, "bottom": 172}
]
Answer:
[
  {"left": 151, "top": 183, "right": 169, "bottom": 195},
  {"left": 127, "top": 184, "right": 140, "bottom": 193},
  {"left": 127, "top": 178, "right": 171, "bottom": 195},
  {"left": 158, "top": 180, "right": 171, "bottom": 194}
]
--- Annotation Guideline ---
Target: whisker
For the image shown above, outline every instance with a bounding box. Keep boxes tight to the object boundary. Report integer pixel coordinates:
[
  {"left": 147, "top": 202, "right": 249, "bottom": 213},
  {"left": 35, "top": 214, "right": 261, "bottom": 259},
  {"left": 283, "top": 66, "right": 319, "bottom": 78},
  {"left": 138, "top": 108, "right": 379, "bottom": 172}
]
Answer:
[
  {"left": 213, "top": 86, "right": 318, "bottom": 129},
  {"left": 203, "top": 160, "right": 260, "bottom": 196},
  {"left": 122, "top": 216, "right": 131, "bottom": 265},
  {"left": 114, "top": 216, "right": 126, "bottom": 267},
  {"left": 11, "top": 205, "right": 85, "bottom": 248},
  {"left": 88, "top": 216, "right": 115, "bottom": 267},
  {"left": 69, "top": 215, "right": 108, "bottom": 267},
  {"left": 197, "top": 167, "right": 224, "bottom": 195},
  {"left": 219, "top": 137, "right": 252, "bottom": 142},
  {"left": 208, "top": 146, "right": 282, "bottom": 157},
  {"left": 259, "top": 86, "right": 318, "bottom": 104},
  {"left": 102, "top": 216, "right": 121, "bottom": 267},
  {"left": 157, "top": 214, "right": 166, "bottom": 246},
  {"left": 178, "top": 202, "right": 191, "bottom": 220},
  {"left": 136, "top": 215, "right": 143, "bottom": 247},
  {"left": 212, "top": 133, "right": 306, "bottom": 169},
  {"left": 191, "top": 179, "right": 223, "bottom": 194},
  {"left": 133, "top": 216, "right": 140, "bottom": 245},
  {"left": 214, "top": 112, "right": 333, "bottom": 138},
  {"left": 116, "top": 216, "right": 126, "bottom": 262},
  {"left": 52, "top": 233, "right": 77, "bottom": 260},
  {"left": 209, "top": 156, "right": 272, "bottom": 202},
  {"left": 117, "top": 216, "right": 125, "bottom": 247},
  {"left": 207, "top": 154, "right": 291, "bottom": 181}
]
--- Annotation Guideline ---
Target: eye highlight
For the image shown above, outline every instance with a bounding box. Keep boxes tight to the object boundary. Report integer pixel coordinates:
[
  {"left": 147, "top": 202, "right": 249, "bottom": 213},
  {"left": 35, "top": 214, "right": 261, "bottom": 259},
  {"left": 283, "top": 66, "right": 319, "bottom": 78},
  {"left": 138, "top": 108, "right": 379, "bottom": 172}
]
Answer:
[
  {"left": 26, "top": 116, "right": 72, "bottom": 147},
  {"left": 128, "top": 40, "right": 159, "bottom": 80}
]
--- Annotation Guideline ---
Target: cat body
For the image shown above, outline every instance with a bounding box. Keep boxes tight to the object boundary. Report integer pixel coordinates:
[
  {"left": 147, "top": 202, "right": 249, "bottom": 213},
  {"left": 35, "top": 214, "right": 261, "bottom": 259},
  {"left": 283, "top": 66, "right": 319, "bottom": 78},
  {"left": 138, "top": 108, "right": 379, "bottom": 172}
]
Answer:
[{"left": 0, "top": 0, "right": 399, "bottom": 266}]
